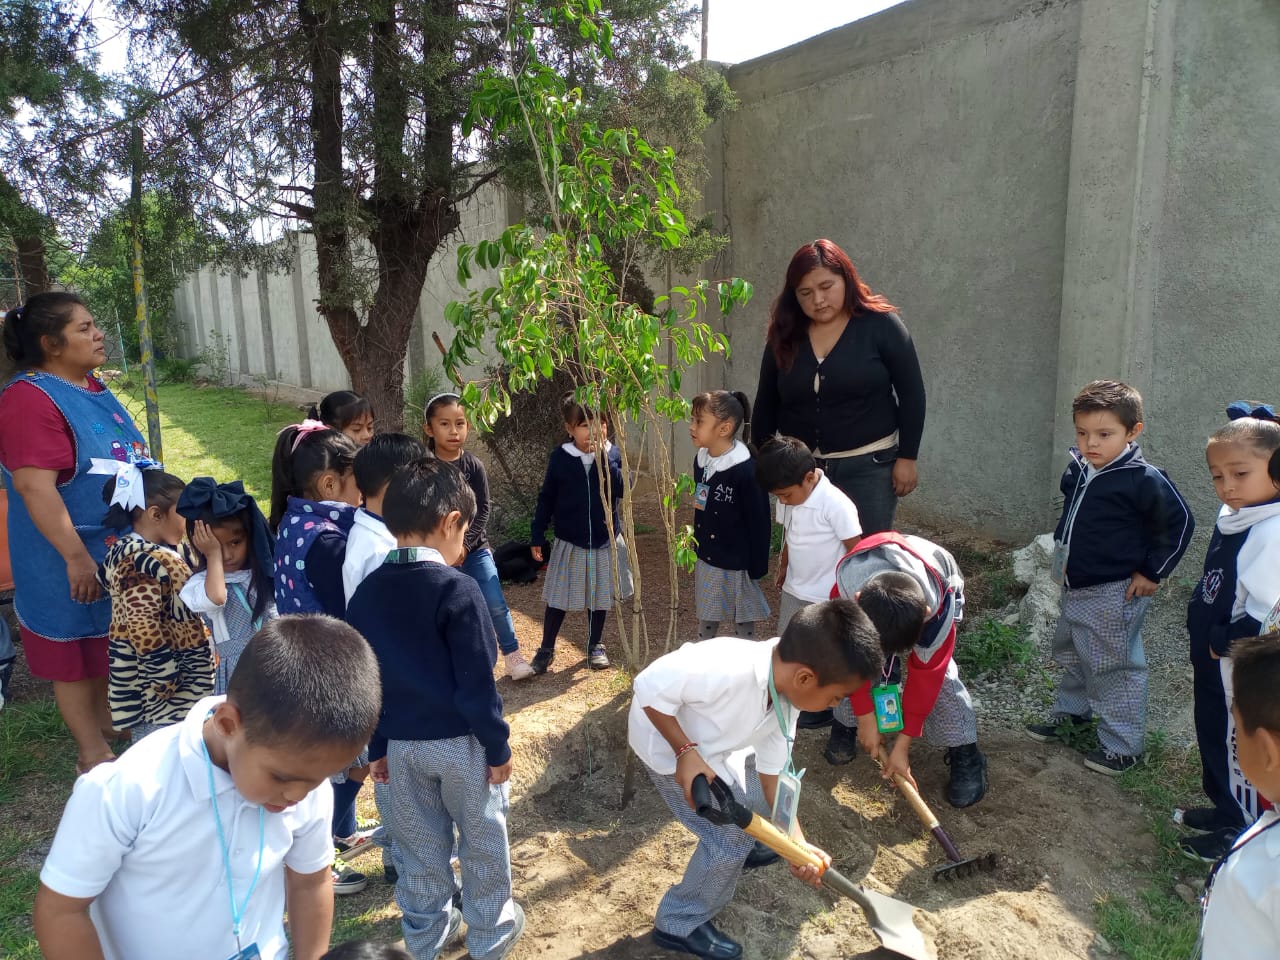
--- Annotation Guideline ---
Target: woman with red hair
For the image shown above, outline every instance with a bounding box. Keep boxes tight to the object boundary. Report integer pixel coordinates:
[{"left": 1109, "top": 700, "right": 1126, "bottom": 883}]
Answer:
[{"left": 753, "top": 239, "right": 925, "bottom": 535}]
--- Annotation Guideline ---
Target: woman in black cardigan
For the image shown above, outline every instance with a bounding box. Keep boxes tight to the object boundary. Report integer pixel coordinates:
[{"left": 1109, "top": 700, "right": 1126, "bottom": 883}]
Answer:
[{"left": 753, "top": 239, "right": 925, "bottom": 535}]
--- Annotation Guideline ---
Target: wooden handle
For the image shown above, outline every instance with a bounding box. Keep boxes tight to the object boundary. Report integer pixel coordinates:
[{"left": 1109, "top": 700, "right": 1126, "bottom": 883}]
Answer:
[
  {"left": 742, "top": 813, "right": 826, "bottom": 873},
  {"left": 876, "top": 747, "right": 940, "bottom": 830}
]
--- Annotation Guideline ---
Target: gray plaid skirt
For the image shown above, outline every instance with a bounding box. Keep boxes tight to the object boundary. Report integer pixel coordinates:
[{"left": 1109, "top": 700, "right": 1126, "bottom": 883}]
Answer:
[
  {"left": 542, "top": 536, "right": 634, "bottom": 611},
  {"left": 694, "top": 559, "right": 770, "bottom": 624}
]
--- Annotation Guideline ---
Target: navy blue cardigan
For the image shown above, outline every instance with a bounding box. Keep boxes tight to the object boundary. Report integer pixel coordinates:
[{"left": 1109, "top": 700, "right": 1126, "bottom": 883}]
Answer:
[
  {"left": 347, "top": 560, "right": 510, "bottom": 766},
  {"left": 1053, "top": 444, "right": 1194, "bottom": 589},
  {"left": 693, "top": 456, "right": 771, "bottom": 581},
  {"left": 530, "top": 444, "right": 624, "bottom": 550}
]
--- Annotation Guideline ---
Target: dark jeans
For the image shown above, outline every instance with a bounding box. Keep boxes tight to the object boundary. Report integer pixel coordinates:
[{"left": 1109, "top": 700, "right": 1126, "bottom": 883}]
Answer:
[{"left": 819, "top": 446, "right": 899, "bottom": 535}]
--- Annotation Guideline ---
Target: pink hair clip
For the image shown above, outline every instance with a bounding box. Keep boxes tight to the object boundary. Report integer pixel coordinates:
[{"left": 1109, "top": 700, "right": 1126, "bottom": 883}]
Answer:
[{"left": 281, "top": 418, "right": 331, "bottom": 454}]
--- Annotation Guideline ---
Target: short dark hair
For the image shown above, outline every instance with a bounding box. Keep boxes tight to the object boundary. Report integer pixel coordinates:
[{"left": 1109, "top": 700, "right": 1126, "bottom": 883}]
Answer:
[
  {"left": 353, "top": 433, "right": 427, "bottom": 498},
  {"left": 754, "top": 435, "right": 815, "bottom": 492},
  {"left": 228, "top": 615, "right": 381, "bottom": 749},
  {"left": 1232, "top": 633, "right": 1280, "bottom": 737},
  {"left": 859, "top": 572, "right": 928, "bottom": 654},
  {"left": 562, "top": 390, "right": 605, "bottom": 428},
  {"left": 382, "top": 457, "right": 476, "bottom": 538},
  {"left": 2, "top": 292, "right": 86, "bottom": 369},
  {"left": 320, "top": 941, "right": 413, "bottom": 960},
  {"left": 101, "top": 469, "right": 187, "bottom": 531},
  {"left": 1209, "top": 417, "right": 1280, "bottom": 462},
  {"left": 778, "top": 597, "right": 884, "bottom": 686},
  {"left": 1072, "top": 379, "right": 1144, "bottom": 431},
  {"left": 308, "top": 390, "right": 373, "bottom": 431},
  {"left": 691, "top": 390, "right": 753, "bottom": 446}
]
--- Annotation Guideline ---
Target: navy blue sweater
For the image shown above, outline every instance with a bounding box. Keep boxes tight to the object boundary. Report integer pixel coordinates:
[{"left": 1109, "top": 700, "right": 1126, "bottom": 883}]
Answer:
[
  {"left": 693, "top": 456, "right": 771, "bottom": 581},
  {"left": 1187, "top": 527, "right": 1258, "bottom": 661},
  {"left": 530, "top": 444, "right": 624, "bottom": 549},
  {"left": 346, "top": 560, "right": 510, "bottom": 765},
  {"left": 1053, "top": 444, "right": 1194, "bottom": 589}
]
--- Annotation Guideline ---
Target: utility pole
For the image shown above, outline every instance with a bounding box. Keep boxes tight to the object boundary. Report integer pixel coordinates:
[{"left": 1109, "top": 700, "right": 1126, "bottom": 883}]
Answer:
[{"left": 701, "top": 0, "right": 709, "bottom": 60}]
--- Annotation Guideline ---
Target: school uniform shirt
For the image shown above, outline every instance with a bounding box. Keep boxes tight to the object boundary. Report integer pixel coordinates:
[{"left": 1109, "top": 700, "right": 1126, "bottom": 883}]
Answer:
[
  {"left": 776, "top": 472, "right": 862, "bottom": 602},
  {"left": 1199, "top": 810, "right": 1280, "bottom": 959},
  {"left": 835, "top": 532, "right": 965, "bottom": 736},
  {"left": 39, "top": 695, "right": 334, "bottom": 960},
  {"left": 342, "top": 507, "right": 396, "bottom": 604},
  {"left": 628, "top": 636, "right": 796, "bottom": 792},
  {"left": 180, "top": 569, "right": 275, "bottom": 652},
  {"left": 693, "top": 441, "right": 771, "bottom": 581}
]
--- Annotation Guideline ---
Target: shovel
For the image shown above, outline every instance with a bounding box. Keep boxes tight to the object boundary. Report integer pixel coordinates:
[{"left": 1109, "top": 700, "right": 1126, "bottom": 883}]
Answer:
[{"left": 691, "top": 774, "right": 935, "bottom": 960}]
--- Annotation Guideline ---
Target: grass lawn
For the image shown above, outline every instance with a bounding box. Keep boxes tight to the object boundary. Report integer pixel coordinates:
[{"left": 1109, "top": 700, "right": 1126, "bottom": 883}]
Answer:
[{"left": 0, "top": 382, "right": 301, "bottom": 958}]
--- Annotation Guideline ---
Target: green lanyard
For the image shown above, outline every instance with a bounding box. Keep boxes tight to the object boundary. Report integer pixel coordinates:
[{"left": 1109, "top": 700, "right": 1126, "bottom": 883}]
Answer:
[{"left": 767, "top": 665, "right": 805, "bottom": 781}]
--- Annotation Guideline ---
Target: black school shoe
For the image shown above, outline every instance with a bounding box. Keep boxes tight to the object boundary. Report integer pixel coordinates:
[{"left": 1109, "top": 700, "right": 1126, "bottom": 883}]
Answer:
[
  {"left": 944, "top": 744, "right": 988, "bottom": 808},
  {"left": 742, "top": 840, "right": 780, "bottom": 870},
  {"left": 530, "top": 647, "right": 554, "bottom": 675},
  {"left": 796, "top": 709, "right": 834, "bottom": 730},
  {"left": 652, "top": 920, "right": 742, "bottom": 960},
  {"left": 1180, "top": 827, "right": 1237, "bottom": 864},
  {"left": 823, "top": 720, "right": 859, "bottom": 766},
  {"left": 1025, "top": 713, "right": 1091, "bottom": 743},
  {"left": 1083, "top": 748, "right": 1140, "bottom": 776},
  {"left": 1177, "top": 806, "right": 1245, "bottom": 834}
]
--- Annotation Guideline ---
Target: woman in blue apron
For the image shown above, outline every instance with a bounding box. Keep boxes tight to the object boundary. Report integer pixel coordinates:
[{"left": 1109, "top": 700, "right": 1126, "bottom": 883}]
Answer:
[{"left": 0, "top": 293, "right": 148, "bottom": 773}]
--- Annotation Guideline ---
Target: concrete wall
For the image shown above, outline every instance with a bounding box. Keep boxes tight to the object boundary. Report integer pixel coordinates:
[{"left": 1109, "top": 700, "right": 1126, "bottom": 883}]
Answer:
[{"left": 175, "top": 0, "right": 1280, "bottom": 541}]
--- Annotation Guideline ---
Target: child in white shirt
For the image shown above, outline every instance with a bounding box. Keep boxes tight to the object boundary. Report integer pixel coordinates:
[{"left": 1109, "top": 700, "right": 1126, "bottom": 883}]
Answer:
[
  {"left": 34, "top": 615, "right": 382, "bottom": 960},
  {"left": 342, "top": 433, "right": 427, "bottom": 605}
]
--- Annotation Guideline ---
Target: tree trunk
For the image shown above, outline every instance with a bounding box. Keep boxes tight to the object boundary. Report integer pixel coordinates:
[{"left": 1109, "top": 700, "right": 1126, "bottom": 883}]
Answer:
[{"left": 13, "top": 232, "right": 50, "bottom": 296}]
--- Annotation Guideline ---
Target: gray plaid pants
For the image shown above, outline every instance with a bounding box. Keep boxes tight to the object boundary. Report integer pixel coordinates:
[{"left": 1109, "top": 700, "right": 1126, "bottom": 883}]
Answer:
[
  {"left": 832, "top": 655, "right": 977, "bottom": 747},
  {"left": 388, "top": 736, "right": 519, "bottom": 960},
  {"left": 646, "top": 757, "right": 768, "bottom": 937},
  {"left": 776, "top": 590, "right": 811, "bottom": 635},
  {"left": 1051, "top": 579, "right": 1152, "bottom": 756}
]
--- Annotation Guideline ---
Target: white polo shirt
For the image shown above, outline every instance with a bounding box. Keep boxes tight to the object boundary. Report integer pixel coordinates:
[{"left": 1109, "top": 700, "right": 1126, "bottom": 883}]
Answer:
[
  {"left": 776, "top": 472, "right": 862, "bottom": 602},
  {"left": 40, "top": 696, "right": 334, "bottom": 960},
  {"left": 628, "top": 636, "right": 797, "bottom": 791},
  {"left": 1199, "top": 810, "right": 1280, "bottom": 959},
  {"left": 343, "top": 507, "right": 397, "bottom": 604}
]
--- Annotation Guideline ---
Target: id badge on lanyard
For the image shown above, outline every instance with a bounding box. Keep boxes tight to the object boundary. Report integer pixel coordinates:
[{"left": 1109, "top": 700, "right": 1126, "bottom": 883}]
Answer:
[
  {"left": 202, "top": 738, "right": 265, "bottom": 960},
  {"left": 767, "top": 666, "right": 804, "bottom": 838},
  {"left": 694, "top": 482, "right": 710, "bottom": 510},
  {"left": 872, "top": 683, "right": 904, "bottom": 734}
]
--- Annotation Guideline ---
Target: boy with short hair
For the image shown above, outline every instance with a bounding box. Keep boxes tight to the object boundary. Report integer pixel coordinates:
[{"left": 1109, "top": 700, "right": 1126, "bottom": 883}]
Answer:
[
  {"left": 343, "top": 432, "right": 428, "bottom": 605},
  {"left": 1197, "top": 633, "right": 1280, "bottom": 958},
  {"left": 1027, "top": 379, "right": 1194, "bottom": 774},
  {"left": 629, "top": 599, "right": 884, "bottom": 960},
  {"left": 347, "top": 458, "right": 524, "bottom": 960},
  {"left": 825, "top": 532, "right": 987, "bottom": 808},
  {"left": 754, "top": 435, "right": 862, "bottom": 634},
  {"left": 34, "top": 615, "right": 382, "bottom": 960}
]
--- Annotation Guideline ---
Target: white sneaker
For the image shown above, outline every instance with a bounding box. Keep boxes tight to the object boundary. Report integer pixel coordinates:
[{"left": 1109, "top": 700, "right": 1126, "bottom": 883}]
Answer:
[{"left": 505, "top": 650, "right": 536, "bottom": 681}]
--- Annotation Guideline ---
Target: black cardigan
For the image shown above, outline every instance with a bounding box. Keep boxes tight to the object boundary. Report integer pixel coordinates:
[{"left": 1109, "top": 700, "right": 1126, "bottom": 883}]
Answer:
[
  {"left": 693, "top": 456, "right": 771, "bottom": 581},
  {"left": 753, "top": 310, "right": 926, "bottom": 459},
  {"left": 530, "top": 444, "right": 624, "bottom": 549}
]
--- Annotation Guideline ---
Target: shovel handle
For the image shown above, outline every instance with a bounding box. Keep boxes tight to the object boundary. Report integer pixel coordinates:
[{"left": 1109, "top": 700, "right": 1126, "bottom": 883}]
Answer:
[
  {"left": 742, "top": 812, "right": 827, "bottom": 874},
  {"left": 875, "top": 747, "right": 940, "bottom": 831}
]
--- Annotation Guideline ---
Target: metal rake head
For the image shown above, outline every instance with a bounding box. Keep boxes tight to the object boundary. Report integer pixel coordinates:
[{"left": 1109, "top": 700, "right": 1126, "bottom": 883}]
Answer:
[{"left": 931, "top": 852, "right": 999, "bottom": 881}]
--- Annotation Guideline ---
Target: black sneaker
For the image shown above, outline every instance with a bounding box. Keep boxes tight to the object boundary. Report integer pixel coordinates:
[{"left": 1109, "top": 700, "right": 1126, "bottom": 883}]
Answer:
[
  {"left": 1179, "top": 827, "right": 1237, "bottom": 863},
  {"left": 332, "top": 859, "right": 368, "bottom": 895},
  {"left": 1176, "top": 806, "right": 1245, "bottom": 834},
  {"left": 1025, "top": 713, "right": 1090, "bottom": 743},
  {"left": 1083, "top": 747, "right": 1140, "bottom": 776},
  {"left": 823, "top": 721, "right": 858, "bottom": 766},
  {"left": 531, "top": 647, "right": 554, "bottom": 675},
  {"left": 944, "top": 743, "right": 988, "bottom": 808},
  {"left": 588, "top": 645, "right": 610, "bottom": 670},
  {"left": 383, "top": 862, "right": 398, "bottom": 884},
  {"left": 0, "top": 656, "right": 14, "bottom": 708}
]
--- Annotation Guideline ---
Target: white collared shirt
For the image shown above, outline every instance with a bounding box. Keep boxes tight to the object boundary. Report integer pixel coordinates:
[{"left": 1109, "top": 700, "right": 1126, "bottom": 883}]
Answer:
[
  {"left": 1199, "top": 809, "right": 1280, "bottom": 959},
  {"left": 628, "top": 636, "right": 795, "bottom": 790},
  {"left": 40, "top": 696, "right": 333, "bottom": 960},
  {"left": 776, "top": 472, "right": 863, "bottom": 602},
  {"left": 342, "top": 507, "right": 398, "bottom": 604}
]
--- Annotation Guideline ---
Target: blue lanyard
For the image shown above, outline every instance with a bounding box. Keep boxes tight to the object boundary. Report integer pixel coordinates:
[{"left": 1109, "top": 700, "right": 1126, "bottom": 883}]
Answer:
[
  {"left": 201, "top": 741, "right": 265, "bottom": 950},
  {"left": 767, "top": 665, "right": 805, "bottom": 780}
]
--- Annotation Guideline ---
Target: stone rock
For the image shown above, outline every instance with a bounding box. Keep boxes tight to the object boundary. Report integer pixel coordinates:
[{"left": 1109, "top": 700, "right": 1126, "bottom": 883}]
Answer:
[
  {"left": 1175, "top": 882, "right": 1198, "bottom": 905},
  {"left": 1093, "top": 933, "right": 1114, "bottom": 955},
  {"left": 1012, "top": 533, "right": 1061, "bottom": 651}
]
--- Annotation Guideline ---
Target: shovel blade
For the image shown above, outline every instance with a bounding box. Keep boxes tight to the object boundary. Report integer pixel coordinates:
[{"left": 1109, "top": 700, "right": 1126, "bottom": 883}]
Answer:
[{"left": 821, "top": 870, "right": 935, "bottom": 960}]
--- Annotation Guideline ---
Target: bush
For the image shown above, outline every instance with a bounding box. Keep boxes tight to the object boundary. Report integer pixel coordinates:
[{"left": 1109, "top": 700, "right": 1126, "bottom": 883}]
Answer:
[
  {"left": 158, "top": 356, "right": 199, "bottom": 384},
  {"left": 956, "top": 617, "right": 1035, "bottom": 675},
  {"left": 197, "top": 331, "right": 231, "bottom": 386}
]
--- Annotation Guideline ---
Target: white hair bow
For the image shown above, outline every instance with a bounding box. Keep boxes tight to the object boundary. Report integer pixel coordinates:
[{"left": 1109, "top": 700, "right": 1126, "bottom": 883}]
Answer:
[{"left": 89, "top": 455, "right": 162, "bottom": 513}]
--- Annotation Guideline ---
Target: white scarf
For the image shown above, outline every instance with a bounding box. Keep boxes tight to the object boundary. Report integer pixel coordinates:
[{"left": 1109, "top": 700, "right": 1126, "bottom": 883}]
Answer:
[
  {"left": 1217, "top": 499, "right": 1280, "bottom": 535},
  {"left": 696, "top": 439, "right": 750, "bottom": 483}
]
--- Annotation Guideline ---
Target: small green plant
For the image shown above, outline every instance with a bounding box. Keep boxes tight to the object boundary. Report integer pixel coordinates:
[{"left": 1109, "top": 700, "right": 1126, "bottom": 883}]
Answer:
[
  {"left": 956, "top": 617, "right": 1035, "bottom": 675},
  {"left": 157, "top": 356, "right": 199, "bottom": 384},
  {"left": 250, "top": 370, "right": 285, "bottom": 421},
  {"left": 197, "top": 331, "right": 231, "bottom": 387}
]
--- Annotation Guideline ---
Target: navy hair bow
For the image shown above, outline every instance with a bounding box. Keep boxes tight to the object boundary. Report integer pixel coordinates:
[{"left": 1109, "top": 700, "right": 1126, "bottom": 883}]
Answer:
[
  {"left": 177, "top": 477, "right": 274, "bottom": 581},
  {"left": 1227, "top": 401, "right": 1277, "bottom": 422}
]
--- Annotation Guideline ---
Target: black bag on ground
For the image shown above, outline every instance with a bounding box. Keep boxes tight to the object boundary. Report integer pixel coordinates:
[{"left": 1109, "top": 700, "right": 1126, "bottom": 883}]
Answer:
[{"left": 493, "top": 541, "right": 540, "bottom": 584}]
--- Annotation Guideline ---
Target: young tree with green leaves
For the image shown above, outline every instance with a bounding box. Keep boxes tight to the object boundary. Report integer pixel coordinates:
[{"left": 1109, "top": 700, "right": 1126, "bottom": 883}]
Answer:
[{"left": 444, "top": 0, "right": 753, "bottom": 682}]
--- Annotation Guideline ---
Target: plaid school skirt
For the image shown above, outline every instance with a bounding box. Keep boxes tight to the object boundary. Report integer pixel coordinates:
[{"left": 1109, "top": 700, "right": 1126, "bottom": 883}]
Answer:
[
  {"left": 542, "top": 536, "right": 634, "bottom": 611},
  {"left": 694, "top": 559, "right": 771, "bottom": 624}
]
